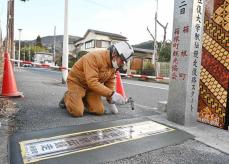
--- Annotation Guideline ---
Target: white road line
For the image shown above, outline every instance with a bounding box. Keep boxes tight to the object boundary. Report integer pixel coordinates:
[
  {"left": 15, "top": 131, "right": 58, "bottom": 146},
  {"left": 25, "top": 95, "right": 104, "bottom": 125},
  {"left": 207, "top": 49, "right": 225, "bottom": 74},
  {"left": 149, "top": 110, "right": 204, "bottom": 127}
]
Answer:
[{"left": 123, "top": 82, "right": 168, "bottom": 90}]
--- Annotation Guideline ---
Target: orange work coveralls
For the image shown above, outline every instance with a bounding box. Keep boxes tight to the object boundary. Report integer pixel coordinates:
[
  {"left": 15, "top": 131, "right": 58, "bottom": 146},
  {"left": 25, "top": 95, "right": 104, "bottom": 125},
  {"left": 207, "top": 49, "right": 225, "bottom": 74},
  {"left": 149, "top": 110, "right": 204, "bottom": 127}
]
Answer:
[{"left": 64, "top": 50, "right": 116, "bottom": 117}]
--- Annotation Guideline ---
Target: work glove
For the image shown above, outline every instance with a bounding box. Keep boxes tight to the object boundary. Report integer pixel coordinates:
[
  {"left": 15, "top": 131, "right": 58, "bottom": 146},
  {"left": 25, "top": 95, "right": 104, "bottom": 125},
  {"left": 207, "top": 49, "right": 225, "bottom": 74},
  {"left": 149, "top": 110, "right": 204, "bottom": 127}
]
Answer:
[
  {"left": 111, "top": 92, "right": 126, "bottom": 105},
  {"left": 108, "top": 103, "right": 118, "bottom": 114}
]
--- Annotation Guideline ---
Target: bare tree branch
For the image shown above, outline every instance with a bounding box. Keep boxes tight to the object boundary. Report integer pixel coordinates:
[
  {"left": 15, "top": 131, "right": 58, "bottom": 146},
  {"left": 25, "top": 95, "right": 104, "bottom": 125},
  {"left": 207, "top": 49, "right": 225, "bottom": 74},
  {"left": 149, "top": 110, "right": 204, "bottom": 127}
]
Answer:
[
  {"left": 156, "top": 20, "right": 168, "bottom": 49},
  {"left": 146, "top": 26, "right": 155, "bottom": 41}
]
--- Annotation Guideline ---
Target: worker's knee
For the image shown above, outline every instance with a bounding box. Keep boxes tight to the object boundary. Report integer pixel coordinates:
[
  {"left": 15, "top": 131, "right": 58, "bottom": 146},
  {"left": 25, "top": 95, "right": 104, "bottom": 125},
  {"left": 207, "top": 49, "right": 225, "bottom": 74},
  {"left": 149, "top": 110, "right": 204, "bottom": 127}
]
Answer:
[
  {"left": 65, "top": 91, "right": 84, "bottom": 117},
  {"left": 86, "top": 93, "right": 104, "bottom": 115},
  {"left": 89, "top": 105, "right": 104, "bottom": 115},
  {"left": 68, "top": 108, "right": 84, "bottom": 117}
]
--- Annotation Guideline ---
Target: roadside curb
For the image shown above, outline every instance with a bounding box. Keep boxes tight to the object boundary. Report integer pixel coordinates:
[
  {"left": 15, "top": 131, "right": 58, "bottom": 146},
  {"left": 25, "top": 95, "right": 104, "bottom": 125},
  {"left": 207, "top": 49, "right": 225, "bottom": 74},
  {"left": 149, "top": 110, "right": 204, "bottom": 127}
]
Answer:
[
  {"left": 0, "top": 117, "right": 16, "bottom": 164},
  {"left": 0, "top": 98, "right": 18, "bottom": 164}
]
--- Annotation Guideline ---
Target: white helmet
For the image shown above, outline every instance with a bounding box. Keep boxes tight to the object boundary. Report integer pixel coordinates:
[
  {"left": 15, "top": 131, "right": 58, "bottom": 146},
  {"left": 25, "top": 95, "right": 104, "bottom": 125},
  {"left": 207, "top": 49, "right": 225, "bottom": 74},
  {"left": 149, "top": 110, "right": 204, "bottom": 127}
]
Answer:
[{"left": 113, "top": 41, "right": 134, "bottom": 62}]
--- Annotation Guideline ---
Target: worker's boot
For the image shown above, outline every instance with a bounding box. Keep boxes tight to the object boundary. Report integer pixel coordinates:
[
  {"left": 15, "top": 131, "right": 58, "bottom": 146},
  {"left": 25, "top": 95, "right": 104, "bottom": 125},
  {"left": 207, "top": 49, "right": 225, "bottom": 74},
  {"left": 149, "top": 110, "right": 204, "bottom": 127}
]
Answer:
[{"left": 59, "top": 94, "right": 66, "bottom": 109}]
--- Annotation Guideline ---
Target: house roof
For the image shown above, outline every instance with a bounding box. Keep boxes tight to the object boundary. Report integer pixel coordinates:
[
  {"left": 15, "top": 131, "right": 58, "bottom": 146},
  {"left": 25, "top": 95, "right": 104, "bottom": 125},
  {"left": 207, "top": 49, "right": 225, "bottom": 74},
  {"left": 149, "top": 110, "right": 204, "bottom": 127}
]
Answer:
[
  {"left": 77, "top": 29, "right": 127, "bottom": 42},
  {"left": 133, "top": 47, "right": 154, "bottom": 54},
  {"left": 34, "top": 52, "right": 53, "bottom": 56},
  {"left": 69, "top": 35, "right": 83, "bottom": 43}
]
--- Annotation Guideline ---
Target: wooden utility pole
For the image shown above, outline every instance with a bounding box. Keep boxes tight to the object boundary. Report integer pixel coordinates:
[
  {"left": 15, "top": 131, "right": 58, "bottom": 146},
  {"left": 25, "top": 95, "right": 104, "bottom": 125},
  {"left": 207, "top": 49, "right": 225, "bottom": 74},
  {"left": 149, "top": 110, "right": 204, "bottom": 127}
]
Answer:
[
  {"left": 10, "top": 0, "right": 14, "bottom": 58},
  {"left": 0, "top": 19, "right": 2, "bottom": 54},
  {"left": 6, "top": 0, "right": 9, "bottom": 52},
  {"left": 6, "top": 0, "right": 14, "bottom": 58}
]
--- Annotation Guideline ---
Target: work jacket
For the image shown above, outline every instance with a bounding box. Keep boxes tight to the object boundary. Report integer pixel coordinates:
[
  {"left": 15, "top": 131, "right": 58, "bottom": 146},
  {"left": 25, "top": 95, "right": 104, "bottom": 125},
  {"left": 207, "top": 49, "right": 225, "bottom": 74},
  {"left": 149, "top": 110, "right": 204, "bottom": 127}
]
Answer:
[{"left": 67, "top": 50, "right": 116, "bottom": 97}]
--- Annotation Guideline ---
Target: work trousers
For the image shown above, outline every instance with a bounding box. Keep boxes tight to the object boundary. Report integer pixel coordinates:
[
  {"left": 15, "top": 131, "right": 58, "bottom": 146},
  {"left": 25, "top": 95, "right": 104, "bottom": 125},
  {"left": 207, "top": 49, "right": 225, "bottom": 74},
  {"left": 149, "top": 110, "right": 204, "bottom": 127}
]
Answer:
[{"left": 64, "top": 80, "right": 105, "bottom": 117}]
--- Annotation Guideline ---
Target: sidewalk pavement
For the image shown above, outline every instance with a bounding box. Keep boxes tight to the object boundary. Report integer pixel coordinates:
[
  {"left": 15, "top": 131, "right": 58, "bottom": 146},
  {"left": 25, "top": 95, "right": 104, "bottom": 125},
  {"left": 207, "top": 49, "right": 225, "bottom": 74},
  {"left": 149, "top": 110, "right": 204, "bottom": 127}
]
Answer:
[
  {"left": 148, "top": 113, "right": 229, "bottom": 154},
  {"left": 104, "top": 113, "right": 229, "bottom": 164},
  {"left": 0, "top": 130, "right": 8, "bottom": 164},
  {"left": 0, "top": 98, "right": 17, "bottom": 164}
]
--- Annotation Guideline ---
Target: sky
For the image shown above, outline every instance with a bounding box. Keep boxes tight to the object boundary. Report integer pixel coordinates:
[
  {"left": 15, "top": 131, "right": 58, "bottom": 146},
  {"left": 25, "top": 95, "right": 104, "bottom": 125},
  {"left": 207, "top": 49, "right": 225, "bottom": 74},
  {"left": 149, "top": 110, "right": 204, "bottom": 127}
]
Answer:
[{"left": 0, "top": 0, "right": 174, "bottom": 45}]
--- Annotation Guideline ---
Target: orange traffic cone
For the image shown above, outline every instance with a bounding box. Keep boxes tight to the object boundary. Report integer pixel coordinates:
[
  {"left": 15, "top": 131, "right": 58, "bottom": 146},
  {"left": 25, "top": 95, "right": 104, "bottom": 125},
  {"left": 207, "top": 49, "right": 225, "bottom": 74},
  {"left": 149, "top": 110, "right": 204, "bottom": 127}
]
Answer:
[
  {"left": 1, "top": 52, "right": 23, "bottom": 97},
  {"left": 116, "top": 71, "right": 126, "bottom": 99}
]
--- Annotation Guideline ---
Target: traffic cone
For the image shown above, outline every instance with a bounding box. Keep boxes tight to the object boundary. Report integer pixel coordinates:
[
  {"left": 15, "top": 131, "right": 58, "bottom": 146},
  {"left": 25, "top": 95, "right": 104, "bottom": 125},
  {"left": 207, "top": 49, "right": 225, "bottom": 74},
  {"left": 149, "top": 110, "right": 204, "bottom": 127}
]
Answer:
[
  {"left": 1, "top": 52, "right": 23, "bottom": 97},
  {"left": 116, "top": 71, "right": 126, "bottom": 99}
]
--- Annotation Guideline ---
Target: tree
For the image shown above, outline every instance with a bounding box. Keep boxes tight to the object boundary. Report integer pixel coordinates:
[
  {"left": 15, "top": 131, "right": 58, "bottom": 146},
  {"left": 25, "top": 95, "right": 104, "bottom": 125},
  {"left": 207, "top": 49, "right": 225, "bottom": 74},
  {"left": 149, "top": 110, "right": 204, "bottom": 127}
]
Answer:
[
  {"left": 158, "top": 43, "right": 171, "bottom": 62},
  {"left": 18, "top": 44, "right": 48, "bottom": 61},
  {"left": 36, "top": 35, "right": 43, "bottom": 47},
  {"left": 68, "top": 58, "right": 77, "bottom": 68},
  {"left": 68, "top": 51, "right": 86, "bottom": 67},
  {"left": 76, "top": 51, "right": 88, "bottom": 61}
]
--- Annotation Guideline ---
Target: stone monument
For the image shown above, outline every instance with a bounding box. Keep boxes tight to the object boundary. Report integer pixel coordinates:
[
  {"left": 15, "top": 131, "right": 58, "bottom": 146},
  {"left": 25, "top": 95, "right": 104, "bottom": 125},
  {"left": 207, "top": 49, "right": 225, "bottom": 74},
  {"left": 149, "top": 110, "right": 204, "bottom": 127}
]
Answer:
[{"left": 167, "top": 0, "right": 205, "bottom": 126}]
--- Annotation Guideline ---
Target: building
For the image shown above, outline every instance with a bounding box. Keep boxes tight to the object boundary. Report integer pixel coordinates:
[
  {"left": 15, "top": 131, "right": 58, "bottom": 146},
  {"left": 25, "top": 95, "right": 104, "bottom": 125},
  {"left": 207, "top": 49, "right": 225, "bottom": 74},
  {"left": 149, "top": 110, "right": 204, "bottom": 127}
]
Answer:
[
  {"left": 75, "top": 29, "right": 127, "bottom": 52},
  {"left": 33, "top": 52, "right": 54, "bottom": 66},
  {"left": 68, "top": 36, "right": 82, "bottom": 55},
  {"left": 129, "top": 48, "right": 154, "bottom": 74},
  {"left": 74, "top": 29, "right": 158, "bottom": 74}
]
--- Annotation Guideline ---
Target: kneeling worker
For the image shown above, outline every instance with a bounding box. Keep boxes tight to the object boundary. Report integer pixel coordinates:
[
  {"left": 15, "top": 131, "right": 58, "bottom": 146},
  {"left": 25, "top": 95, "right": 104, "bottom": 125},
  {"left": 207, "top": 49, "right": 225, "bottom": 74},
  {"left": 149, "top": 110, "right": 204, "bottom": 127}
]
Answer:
[{"left": 59, "top": 41, "right": 134, "bottom": 117}]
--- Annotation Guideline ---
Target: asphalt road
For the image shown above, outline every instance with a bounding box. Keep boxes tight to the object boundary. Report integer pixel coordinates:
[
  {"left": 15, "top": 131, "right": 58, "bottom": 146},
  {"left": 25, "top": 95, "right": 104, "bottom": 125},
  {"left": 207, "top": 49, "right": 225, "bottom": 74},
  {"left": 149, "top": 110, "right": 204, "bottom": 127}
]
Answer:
[
  {"left": 14, "top": 67, "right": 163, "bottom": 131},
  {"left": 12, "top": 67, "right": 229, "bottom": 164},
  {"left": 27, "top": 67, "right": 169, "bottom": 108}
]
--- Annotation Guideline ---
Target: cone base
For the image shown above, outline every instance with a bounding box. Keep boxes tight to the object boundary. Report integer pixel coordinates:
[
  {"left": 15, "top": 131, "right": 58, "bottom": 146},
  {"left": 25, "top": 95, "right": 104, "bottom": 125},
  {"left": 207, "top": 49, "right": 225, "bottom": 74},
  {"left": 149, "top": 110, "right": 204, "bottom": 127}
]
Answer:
[{"left": 2, "top": 91, "right": 24, "bottom": 97}]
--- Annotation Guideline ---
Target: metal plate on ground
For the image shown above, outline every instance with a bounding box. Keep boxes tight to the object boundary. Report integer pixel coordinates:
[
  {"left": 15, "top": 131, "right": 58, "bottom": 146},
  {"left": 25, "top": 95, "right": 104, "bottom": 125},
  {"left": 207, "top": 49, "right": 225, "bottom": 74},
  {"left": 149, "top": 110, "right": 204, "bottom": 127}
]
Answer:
[
  {"left": 10, "top": 117, "right": 194, "bottom": 164},
  {"left": 20, "top": 121, "right": 173, "bottom": 163}
]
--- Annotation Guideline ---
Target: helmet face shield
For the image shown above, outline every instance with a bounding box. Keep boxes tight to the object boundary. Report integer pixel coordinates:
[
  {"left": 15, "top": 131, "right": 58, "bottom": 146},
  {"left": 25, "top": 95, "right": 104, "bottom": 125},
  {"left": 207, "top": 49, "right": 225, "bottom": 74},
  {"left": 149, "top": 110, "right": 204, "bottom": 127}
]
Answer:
[
  {"left": 113, "top": 41, "right": 134, "bottom": 63},
  {"left": 116, "top": 54, "right": 126, "bottom": 68},
  {"left": 119, "top": 53, "right": 127, "bottom": 63}
]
